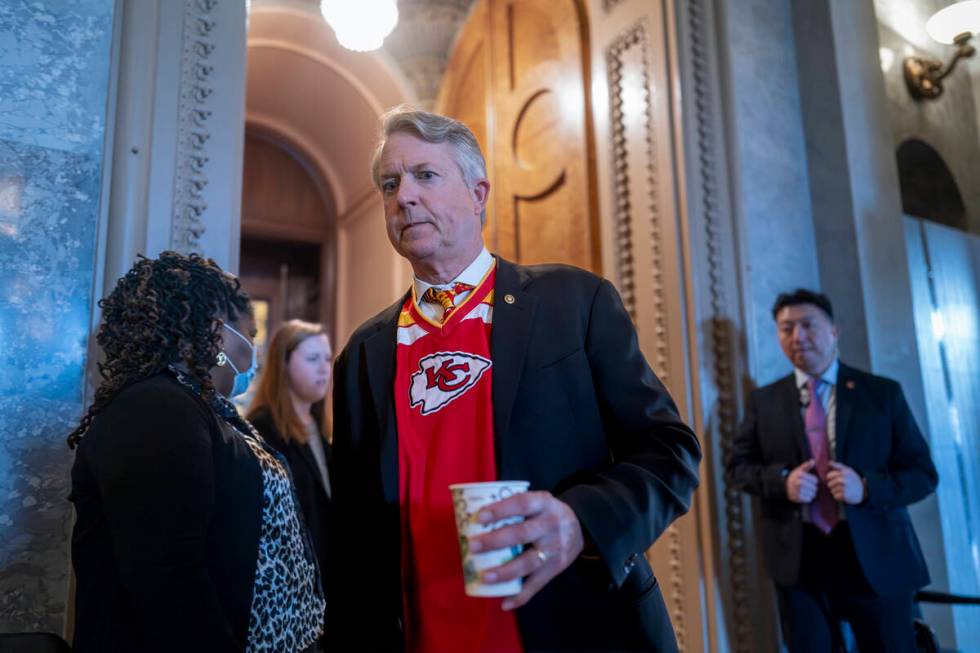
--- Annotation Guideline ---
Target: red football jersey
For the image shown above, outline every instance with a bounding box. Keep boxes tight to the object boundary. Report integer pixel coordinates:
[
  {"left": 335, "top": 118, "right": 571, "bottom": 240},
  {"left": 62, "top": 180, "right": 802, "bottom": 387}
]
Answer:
[{"left": 394, "top": 265, "right": 523, "bottom": 653}]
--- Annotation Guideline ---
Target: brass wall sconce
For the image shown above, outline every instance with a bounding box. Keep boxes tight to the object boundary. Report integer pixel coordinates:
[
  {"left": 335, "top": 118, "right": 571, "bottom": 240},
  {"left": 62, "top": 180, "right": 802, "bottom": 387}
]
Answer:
[{"left": 904, "top": 0, "right": 980, "bottom": 100}]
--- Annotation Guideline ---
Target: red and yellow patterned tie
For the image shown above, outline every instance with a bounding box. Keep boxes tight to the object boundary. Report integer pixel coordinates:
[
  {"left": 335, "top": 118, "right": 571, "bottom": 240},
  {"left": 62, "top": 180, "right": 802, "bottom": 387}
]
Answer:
[{"left": 422, "top": 282, "right": 475, "bottom": 323}]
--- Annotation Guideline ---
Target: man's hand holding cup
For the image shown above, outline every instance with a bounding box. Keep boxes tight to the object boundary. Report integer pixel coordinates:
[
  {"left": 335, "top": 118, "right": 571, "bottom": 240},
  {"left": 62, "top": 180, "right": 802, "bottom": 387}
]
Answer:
[{"left": 465, "top": 489, "right": 585, "bottom": 611}]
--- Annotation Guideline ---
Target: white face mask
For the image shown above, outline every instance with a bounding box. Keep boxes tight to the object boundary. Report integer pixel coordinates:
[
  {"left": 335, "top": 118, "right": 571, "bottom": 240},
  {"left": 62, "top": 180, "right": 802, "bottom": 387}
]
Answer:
[{"left": 218, "top": 322, "right": 257, "bottom": 397}]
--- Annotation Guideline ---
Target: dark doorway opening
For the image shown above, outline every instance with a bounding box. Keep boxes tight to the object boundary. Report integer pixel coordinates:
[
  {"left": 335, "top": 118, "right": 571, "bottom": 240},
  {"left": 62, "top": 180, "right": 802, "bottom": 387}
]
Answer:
[
  {"left": 897, "top": 139, "right": 967, "bottom": 231},
  {"left": 239, "top": 237, "right": 322, "bottom": 352},
  {"left": 238, "top": 126, "right": 337, "bottom": 353}
]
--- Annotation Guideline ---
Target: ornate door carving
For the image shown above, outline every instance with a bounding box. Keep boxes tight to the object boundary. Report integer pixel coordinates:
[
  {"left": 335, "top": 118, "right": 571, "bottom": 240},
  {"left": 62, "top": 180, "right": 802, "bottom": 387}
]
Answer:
[{"left": 438, "top": 0, "right": 599, "bottom": 272}]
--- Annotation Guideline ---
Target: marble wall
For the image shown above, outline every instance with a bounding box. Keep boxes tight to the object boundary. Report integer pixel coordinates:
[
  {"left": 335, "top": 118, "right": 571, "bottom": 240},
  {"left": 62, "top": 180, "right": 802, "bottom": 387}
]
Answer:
[
  {"left": 873, "top": 4, "right": 980, "bottom": 649},
  {"left": 715, "top": 0, "right": 820, "bottom": 386},
  {"left": 707, "top": 2, "right": 823, "bottom": 649},
  {"left": 875, "top": 0, "right": 980, "bottom": 234},
  {"left": 0, "top": 0, "right": 115, "bottom": 634},
  {"left": 711, "top": 0, "right": 959, "bottom": 647},
  {"left": 790, "top": 0, "right": 873, "bottom": 373}
]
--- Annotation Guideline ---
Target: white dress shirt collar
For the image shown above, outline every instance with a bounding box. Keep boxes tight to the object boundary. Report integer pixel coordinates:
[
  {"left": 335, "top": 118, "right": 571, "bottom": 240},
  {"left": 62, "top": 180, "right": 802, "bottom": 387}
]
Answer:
[
  {"left": 413, "top": 247, "right": 494, "bottom": 303},
  {"left": 794, "top": 358, "right": 839, "bottom": 390}
]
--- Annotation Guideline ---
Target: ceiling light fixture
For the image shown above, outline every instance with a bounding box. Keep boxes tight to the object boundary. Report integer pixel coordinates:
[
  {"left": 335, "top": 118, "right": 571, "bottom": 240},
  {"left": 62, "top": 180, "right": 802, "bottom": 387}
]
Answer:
[{"left": 320, "top": 0, "right": 399, "bottom": 52}]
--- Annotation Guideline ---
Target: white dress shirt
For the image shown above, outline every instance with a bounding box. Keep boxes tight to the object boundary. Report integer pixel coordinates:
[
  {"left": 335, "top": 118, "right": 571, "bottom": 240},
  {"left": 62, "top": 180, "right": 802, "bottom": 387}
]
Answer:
[
  {"left": 304, "top": 421, "right": 331, "bottom": 498},
  {"left": 413, "top": 248, "right": 495, "bottom": 322}
]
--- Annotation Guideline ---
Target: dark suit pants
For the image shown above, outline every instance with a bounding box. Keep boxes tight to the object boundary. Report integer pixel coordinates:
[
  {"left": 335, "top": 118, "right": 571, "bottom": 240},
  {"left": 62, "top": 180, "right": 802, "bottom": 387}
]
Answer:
[{"left": 776, "top": 523, "right": 916, "bottom": 653}]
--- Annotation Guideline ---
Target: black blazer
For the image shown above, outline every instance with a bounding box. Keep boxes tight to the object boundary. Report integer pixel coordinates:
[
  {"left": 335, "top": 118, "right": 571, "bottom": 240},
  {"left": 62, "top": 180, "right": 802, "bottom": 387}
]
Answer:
[
  {"left": 727, "top": 363, "right": 938, "bottom": 595},
  {"left": 69, "top": 373, "right": 265, "bottom": 652},
  {"left": 329, "top": 257, "right": 702, "bottom": 652},
  {"left": 249, "top": 407, "right": 332, "bottom": 597}
]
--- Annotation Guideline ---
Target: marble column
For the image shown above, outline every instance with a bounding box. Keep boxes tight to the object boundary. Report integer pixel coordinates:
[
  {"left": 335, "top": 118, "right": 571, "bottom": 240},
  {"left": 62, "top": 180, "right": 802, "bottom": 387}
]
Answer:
[
  {"left": 0, "top": 0, "right": 116, "bottom": 634},
  {"left": 106, "top": 0, "right": 247, "bottom": 288},
  {"left": 790, "top": 0, "right": 872, "bottom": 372},
  {"left": 715, "top": 0, "right": 820, "bottom": 385}
]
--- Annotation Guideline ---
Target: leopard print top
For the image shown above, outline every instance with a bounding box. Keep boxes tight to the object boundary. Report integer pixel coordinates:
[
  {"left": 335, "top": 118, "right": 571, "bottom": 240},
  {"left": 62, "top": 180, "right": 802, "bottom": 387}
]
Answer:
[{"left": 170, "top": 368, "right": 325, "bottom": 651}]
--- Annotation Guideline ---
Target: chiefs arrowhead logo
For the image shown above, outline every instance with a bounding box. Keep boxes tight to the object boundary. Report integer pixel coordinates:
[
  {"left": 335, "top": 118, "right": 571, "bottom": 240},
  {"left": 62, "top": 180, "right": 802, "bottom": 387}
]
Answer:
[{"left": 409, "top": 351, "right": 492, "bottom": 415}]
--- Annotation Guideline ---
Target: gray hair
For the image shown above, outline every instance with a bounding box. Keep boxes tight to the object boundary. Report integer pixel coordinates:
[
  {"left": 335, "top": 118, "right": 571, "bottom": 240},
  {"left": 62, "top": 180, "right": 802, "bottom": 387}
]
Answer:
[{"left": 370, "top": 105, "right": 488, "bottom": 222}]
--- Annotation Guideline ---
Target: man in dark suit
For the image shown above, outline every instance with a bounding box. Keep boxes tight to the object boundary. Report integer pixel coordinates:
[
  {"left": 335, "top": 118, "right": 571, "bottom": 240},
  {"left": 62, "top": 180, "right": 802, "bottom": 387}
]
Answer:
[
  {"left": 328, "top": 106, "right": 701, "bottom": 652},
  {"left": 727, "top": 289, "right": 938, "bottom": 653}
]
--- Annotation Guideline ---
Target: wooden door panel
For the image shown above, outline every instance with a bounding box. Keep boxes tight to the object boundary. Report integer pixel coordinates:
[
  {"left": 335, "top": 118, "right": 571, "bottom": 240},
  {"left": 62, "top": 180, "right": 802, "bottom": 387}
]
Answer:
[
  {"left": 512, "top": 89, "right": 562, "bottom": 174},
  {"left": 435, "top": 1, "right": 496, "bottom": 248},
  {"left": 439, "top": 0, "right": 598, "bottom": 272},
  {"left": 514, "top": 189, "right": 593, "bottom": 265},
  {"left": 494, "top": 0, "right": 595, "bottom": 269},
  {"left": 449, "top": 45, "right": 490, "bottom": 147},
  {"left": 506, "top": 2, "right": 561, "bottom": 90}
]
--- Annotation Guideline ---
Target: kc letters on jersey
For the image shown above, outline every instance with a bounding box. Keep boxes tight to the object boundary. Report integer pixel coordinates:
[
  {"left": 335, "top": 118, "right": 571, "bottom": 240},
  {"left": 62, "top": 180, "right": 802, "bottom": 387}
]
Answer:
[{"left": 409, "top": 352, "right": 492, "bottom": 415}]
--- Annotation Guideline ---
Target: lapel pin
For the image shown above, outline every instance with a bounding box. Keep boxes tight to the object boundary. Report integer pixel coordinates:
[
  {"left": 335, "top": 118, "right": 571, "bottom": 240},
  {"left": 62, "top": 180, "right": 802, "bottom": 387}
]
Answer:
[
  {"left": 845, "top": 380, "right": 855, "bottom": 390},
  {"left": 504, "top": 294, "right": 516, "bottom": 304}
]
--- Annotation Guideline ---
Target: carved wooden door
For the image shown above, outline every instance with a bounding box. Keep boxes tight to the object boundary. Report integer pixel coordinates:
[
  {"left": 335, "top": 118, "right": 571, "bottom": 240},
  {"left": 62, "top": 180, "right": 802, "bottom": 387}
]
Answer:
[{"left": 438, "top": 0, "right": 599, "bottom": 272}]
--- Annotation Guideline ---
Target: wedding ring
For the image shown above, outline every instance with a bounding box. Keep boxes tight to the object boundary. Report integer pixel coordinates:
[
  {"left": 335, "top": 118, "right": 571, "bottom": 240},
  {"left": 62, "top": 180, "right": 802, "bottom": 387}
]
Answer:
[{"left": 535, "top": 548, "right": 548, "bottom": 564}]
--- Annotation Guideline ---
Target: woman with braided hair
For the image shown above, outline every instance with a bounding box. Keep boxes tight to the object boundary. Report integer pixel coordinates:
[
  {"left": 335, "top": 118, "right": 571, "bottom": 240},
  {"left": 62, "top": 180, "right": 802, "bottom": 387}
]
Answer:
[{"left": 68, "top": 251, "right": 324, "bottom": 652}]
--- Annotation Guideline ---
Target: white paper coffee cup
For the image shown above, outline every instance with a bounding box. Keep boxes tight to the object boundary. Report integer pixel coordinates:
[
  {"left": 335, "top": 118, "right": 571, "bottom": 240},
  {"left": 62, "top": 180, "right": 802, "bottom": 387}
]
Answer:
[{"left": 449, "top": 480, "right": 530, "bottom": 597}]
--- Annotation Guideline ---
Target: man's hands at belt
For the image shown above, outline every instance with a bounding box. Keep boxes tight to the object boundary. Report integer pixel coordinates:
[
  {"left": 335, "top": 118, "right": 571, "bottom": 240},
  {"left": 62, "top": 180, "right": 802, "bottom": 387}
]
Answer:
[
  {"left": 828, "top": 461, "right": 867, "bottom": 504},
  {"left": 467, "top": 490, "right": 585, "bottom": 611},
  {"left": 785, "top": 458, "right": 867, "bottom": 505},
  {"left": 786, "top": 459, "right": 818, "bottom": 503}
]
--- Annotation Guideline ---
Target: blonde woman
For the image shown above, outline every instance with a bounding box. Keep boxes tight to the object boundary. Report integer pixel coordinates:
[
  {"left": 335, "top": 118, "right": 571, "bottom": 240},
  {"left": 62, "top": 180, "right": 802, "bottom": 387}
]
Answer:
[{"left": 248, "top": 320, "right": 333, "bottom": 640}]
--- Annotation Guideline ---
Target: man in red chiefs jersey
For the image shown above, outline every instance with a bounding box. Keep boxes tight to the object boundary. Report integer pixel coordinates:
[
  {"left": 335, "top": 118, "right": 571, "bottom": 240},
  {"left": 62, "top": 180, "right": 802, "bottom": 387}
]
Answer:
[{"left": 328, "top": 106, "right": 701, "bottom": 653}]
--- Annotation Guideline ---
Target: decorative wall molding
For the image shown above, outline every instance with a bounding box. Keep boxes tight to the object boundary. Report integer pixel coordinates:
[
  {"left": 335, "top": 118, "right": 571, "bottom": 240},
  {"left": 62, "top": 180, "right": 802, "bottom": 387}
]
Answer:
[
  {"left": 685, "top": 0, "right": 753, "bottom": 650},
  {"left": 172, "top": 0, "right": 218, "bottom": 254},
  {"left": 606, "top": 19, "right": 685, "bottom": 651},
  {"left": 605, "top": 28, "right": 638, "bottom": 320},
  {"left": 605, "top": 20, "right": 670, "bottom": 379}
]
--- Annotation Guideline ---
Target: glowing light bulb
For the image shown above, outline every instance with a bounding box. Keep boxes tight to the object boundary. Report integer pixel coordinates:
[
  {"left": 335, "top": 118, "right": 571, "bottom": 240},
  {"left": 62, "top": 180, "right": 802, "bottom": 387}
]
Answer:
[
  {"left": 320, "top": 0, "right": 399, "bottom": 52},
  {"left": 926, "top": 0, "right": 980, "bottom": 44}
]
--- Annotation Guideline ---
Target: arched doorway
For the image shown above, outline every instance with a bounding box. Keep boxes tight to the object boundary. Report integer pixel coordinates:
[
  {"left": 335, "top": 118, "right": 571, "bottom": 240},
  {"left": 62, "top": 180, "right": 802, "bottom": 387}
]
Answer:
[
  {"left": 897, "top": 139, "right": 967, "bottom": 232},
  {"left": 240, "top": 128, "right": 335, "bottom": 351},
  {"left": 244, "top": 3, "right": 415, "bottom": 347}
]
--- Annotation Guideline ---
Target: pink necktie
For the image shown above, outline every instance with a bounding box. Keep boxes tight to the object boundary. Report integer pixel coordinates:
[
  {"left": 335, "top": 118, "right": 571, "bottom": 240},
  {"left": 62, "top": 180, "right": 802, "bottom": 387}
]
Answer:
[{"left": 806, "top": 378, "right": 839, "bottom": 535}]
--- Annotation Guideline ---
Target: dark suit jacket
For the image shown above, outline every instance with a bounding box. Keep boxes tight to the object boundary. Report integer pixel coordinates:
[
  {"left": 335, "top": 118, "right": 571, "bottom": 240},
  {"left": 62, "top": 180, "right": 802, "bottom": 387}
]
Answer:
[
  {"left": 69, "top": 373, "right": 265, "bottom": 652},
  {"left": 249, "top": 408, "right": 332, "bottom": 601},
  {"left": 727, "top": 363, "right": 938, "bottom": 596},
  {"left": 329, "top": 257, "right": 701, "bottom": 652}
]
